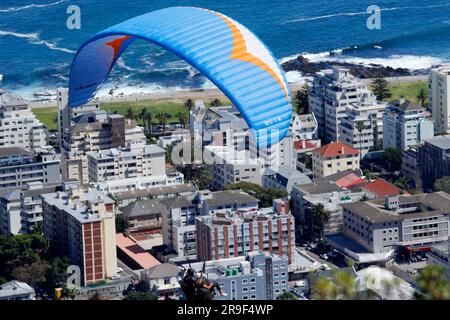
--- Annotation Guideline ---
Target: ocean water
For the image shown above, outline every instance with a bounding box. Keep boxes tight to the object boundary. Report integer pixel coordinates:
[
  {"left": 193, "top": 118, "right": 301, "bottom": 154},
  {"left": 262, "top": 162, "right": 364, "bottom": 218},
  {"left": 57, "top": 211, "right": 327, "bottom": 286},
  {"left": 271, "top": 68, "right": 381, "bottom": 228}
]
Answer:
[{"left": 1, "top": 0, "right": 450, "bottom": 98}]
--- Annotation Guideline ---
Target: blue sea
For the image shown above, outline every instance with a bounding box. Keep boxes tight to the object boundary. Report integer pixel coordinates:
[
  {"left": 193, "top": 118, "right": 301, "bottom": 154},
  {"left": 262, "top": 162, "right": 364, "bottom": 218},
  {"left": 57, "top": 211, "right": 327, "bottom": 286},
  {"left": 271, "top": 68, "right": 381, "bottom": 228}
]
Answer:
[{"left": 1, "top": 0, "right": 450, "bottom": 98}]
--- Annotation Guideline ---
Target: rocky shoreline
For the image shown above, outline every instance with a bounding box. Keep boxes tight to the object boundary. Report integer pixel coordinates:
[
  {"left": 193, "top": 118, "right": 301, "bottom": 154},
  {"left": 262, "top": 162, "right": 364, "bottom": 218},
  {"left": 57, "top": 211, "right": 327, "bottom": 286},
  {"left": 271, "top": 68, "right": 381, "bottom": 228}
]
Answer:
[{"left": 280, "top": 55, "right": 430, "bottom": 79}]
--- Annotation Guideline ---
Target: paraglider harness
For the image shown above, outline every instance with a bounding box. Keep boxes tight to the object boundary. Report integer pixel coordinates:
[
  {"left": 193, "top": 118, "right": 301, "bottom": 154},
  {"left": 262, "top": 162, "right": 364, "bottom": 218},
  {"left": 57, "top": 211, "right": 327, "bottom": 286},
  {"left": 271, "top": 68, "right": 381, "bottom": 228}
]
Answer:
[{"left": 181, "top": 258, "right": 224, "bottom": 300}]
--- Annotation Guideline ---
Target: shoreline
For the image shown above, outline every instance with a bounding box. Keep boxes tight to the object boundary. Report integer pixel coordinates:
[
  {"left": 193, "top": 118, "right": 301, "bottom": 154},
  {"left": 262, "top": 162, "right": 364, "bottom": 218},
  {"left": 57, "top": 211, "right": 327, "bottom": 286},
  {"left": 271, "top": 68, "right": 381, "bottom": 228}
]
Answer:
[{"left": 28, "top": 75, "right": 427, "bottom": 109}]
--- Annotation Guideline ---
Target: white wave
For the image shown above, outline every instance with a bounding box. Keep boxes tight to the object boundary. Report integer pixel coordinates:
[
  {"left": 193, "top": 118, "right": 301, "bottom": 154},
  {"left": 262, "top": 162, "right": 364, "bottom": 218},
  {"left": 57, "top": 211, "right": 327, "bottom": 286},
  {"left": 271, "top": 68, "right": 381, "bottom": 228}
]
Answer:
[
  {"left": 291, "top": 50, "right": 445, "bottom": 70},
  {"left": 0, "top": 29, "right": 75, "bottom": 53},
  {"left": 288, "top": 3, "right": 450, "bottom": 23},
  {"left": 116, "top": 59, "right": 141, "bottom": 72},
  {"left": 96, "top": 83, "right": 188, "bottom": 99},
  {"left": 285, "top": 71, "right": 311, "bottom": 84},
  {"left": 0, "top": 74, "right": 3, "bottom": 81},
  {"left": 374, "top": 46, "right": 383, "bottom": 50},
  {"left": 0, "top": 0, "right": 66, "bottom": 13}
]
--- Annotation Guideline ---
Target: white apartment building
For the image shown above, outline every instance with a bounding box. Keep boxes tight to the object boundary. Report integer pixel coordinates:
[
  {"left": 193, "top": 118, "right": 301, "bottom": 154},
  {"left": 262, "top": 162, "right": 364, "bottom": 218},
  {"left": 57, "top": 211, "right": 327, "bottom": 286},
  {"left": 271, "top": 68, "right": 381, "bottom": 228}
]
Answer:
[
  {"left": 291, "top": 113, "right": 318, "bottom": 141},
  {"left": 205, "top": 145, "right": 265, "bottom": 189},
  {"left": 88, "top": 142, "right": 183, "bottom": 193},
  {"left": 429, "top": 65, "right": 450, "bottom": 134},
  {"left": 339, "top": 103, "right": 385, "bottom": 157},
  {"left": 383, "top": 98, "right": 434, "bottom": 150},
  {"left": 0, "top": 90, "right": 47, "bottom": 150},
  {"left": 309, "top": 67, "right": 381, "bottom": 143}
]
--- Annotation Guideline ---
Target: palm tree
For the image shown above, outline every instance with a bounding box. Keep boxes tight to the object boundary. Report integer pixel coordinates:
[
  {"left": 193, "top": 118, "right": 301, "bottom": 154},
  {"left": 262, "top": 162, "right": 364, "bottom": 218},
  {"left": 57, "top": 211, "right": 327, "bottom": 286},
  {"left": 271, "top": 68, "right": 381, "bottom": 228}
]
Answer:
[
  {"left": 210, "top": 98, "right": 221, "bottom": 107},
  {"left": 417, "top": 88, "right": 427, "bottom": 108},
  {"left": 185, "top": 98, "right": 194, "bottom": 126},
  {"left": 139, "top": 107, "right": 148, "bottom": 123},
  {"left": 144, "top": 112, "right": 153, "bottom": 138},
  {"left": 177, "top": 112, "right": 188, "bottom": 128},
  {"left": 355, "top": 120, "right": 366, "bottom": 161},
  {"left": 126, "top": 107, "right": 135, "bottom": 120},
  {"left": 311, "top": 203, "right": 330, "bottom": 241},
  {"left": 359, "top": 193, "right": 370, "bottom": 202},
  {"left": 156, "top": 112, "right": 168, "bottom": 135}
]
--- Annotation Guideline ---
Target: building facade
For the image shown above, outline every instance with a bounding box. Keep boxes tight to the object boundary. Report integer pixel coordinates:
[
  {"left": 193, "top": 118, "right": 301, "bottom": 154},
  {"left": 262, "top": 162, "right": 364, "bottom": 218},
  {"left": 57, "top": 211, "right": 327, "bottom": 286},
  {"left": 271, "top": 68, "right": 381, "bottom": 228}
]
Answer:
[
  {"left": 418, "top": 134, "right": 450, "bottom": 190},
  {"left": 0, "top": 90, "right": 47, "bottom": 151},
  {"left": 429, "top": 65, "right": 450, "bottom": 134},
  {"left": 383, "top": 98, "right": 434, "bottom": 150},
  {"left": 196, "top": 199, "right": 295, "bottom": 264},
  {"left": 42, "top": 187, "right": 118, "bottom": 285},
  {"left": 311, "top": 141, "right": 360, "bottom": 178}
]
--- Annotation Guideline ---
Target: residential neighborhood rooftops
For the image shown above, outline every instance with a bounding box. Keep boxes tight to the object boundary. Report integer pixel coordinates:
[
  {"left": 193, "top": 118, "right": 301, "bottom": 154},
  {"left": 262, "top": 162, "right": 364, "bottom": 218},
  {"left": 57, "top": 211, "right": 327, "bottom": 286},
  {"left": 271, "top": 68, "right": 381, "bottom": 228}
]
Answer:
[
  {"left": 112, "top": 184, "right": 197, "bottom": 201},
  {"left": 312, "top": 141, "right": 359, "bottom": 158},
  {"left": 294, "top": 140, "right": 318, "bottom": 151},
  {"left": 116, "top": 233, "right": 161, "bottom": 270},
  {"left": 143, "top": 263, "right": 180, "bottom": 279},
  {"left": 424, "top": 134, "right": 450, "bottom": 150},
  {"left": 203, "top": 190, "right": 259, "bottom": 207},
  {"left": 0, "top": 280, "right": 35, "bottom": 300},
  {"left": 121, "top": 199, "right": 165, "bottom": 218},
  {"left": 359, "top": 179, "right": 402, "bottom": 198},
  {"left": 0, "top": 147, "right": 30, "bottom": 158}
]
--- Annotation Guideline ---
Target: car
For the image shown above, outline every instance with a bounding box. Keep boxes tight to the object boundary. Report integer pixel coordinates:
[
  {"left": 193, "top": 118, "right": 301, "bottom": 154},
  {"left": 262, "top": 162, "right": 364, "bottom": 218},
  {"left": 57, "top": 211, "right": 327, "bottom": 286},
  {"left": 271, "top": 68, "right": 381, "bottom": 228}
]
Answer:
[
  {"left": 320, "top": 253, "right": 329, "bottom": 260},
  {"left": 111, "top": 274, "right": 121, "bottom": 280},
  {"left": 320, "top": 264, "right": 331, "bottom": 271},
  {"left": 407, "top": 269, "right": 418, "bottom": 274},
  {"left": 117, "top": 267, "right": 124, "bottom": 273}
]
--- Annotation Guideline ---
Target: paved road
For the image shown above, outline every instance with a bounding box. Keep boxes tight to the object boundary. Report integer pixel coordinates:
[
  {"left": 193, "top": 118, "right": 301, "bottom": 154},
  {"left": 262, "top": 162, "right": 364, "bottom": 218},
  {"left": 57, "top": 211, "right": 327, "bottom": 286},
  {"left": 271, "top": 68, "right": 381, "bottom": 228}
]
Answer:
[{"left": 297, "top": 247, "right": 338, "bottom": 269}]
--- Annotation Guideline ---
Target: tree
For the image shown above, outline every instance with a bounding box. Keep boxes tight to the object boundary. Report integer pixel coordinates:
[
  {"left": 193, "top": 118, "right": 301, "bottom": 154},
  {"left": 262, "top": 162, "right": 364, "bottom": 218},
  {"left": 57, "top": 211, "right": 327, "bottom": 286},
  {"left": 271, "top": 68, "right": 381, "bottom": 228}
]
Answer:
[
  {"left": 311, "top": 270, "right": 356, "bottom": 300},
  {"left": 185, "top": 98, "right": 194, "bottom": 124},
  {"left": 177, "top": 112, "right": 188, "bottom": 128},
  {"left": 383, "top": 147, "right": 402, "bottom": 172},
  {"left": 276, "top": 291, "right": 299, "bottom": 300},
  {"left": 126, "top": 107, "right": 135, "bottom": 120},
  {"left": 415, "top": 265, "right": 450, "bottom": 300},
  {"left": 434, "top": 176, "right": 450, "bottom": 193},
  {"left": 11, "top": 261, "right": 51, "bottom": 288},
  {"left": 359, "top": 193, "right": 370, "bottom": 202},
  {"left": 311, "top": 203, "right": 330, "bottom": 241},
  {"left": 89, "top": 292, "right": 103, "bottom": 300},
  {"left": 372, "top": 77, "right": 391, "bottom": 101},
  {"left": 156, "top": 112, "right": 168, "bottom": 135},
  {"left": 225, "top": 182, "right": 288, "bottom": 207},
  {"left": 144, "top": 112, "right": 153, "bottom": 138},
  {"left": 116, "top": 214, "right": 126, "bottom": 233},
  {"left": 417, "top": 88, "right": 428, "bottom": 108},
  {"left": 125, "top": 290, "right": 158, "bottom": 300},
  {"left": 139, "top": 107, "right": 148, "bottom": 123},
  {"left": 295, "top": 83, "right": 309, "bottom": 114},
  {"left": 209, "top": 98, "right": 221, "bottom": 107},
  {"left": 355, "top": 120, "right": 366, "bottom": 161}
]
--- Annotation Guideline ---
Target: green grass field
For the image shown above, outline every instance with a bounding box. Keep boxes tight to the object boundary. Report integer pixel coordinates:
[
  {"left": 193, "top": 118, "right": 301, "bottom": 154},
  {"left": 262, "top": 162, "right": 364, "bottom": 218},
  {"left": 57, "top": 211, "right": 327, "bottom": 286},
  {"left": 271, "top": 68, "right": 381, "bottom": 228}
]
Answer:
[{"left": 32, "top": 81, "right": 429, "bottom": 131}]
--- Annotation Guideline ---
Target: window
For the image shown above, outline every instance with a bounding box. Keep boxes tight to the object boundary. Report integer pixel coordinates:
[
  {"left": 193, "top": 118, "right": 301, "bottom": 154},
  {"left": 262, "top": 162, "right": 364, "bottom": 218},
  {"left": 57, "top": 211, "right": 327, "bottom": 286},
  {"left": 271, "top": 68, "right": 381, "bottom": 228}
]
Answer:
[{"left": 242, "top": 279, "right": 248, "bottom": 284}]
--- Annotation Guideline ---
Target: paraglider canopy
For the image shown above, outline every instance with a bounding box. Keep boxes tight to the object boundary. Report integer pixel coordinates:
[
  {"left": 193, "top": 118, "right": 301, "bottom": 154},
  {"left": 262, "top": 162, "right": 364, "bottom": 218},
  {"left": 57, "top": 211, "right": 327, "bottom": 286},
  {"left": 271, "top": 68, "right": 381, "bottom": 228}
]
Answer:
[{"left": 68, "top": 7, "right": 292, "bottom": 147}]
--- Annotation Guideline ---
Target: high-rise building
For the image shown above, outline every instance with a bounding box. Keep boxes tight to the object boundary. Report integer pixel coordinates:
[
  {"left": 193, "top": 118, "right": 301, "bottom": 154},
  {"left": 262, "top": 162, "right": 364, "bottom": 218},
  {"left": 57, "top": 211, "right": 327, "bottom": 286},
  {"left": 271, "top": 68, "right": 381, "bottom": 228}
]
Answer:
[
  {"left": 42, "top": 187, "right": 118, "bottom": 285},
  {"left": 196, "top": 199, "right": 295, "bottom": 264},
  {"left": 429, "top": 65, "right": 450, "bottom": 134},
  {"left": 418, "top": 134, "right": 450, "bottom": 190},
  {"left": 0, "top": 147, "right": 60, "bottom": 189},
  {"left": 309, "top": 67, "right": 381, "bottom": 143},
  {"left": 383, "top": 98, "right": 434, "bottom": 150},
  {"left": 0, "top": 90, "right": 47, "bottom": 151}
]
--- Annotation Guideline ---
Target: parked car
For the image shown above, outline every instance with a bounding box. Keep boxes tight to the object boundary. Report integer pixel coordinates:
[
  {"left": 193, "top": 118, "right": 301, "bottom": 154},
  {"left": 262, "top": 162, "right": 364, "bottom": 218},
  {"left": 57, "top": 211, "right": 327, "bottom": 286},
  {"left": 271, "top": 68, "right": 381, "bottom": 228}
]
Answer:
[
  {"left": 320, "top": 253, "right": 329, "bottom": 260},
  {"left": 117, "top": 267, "right": 124, "bottom": 273},
  {"left": 111, "top": 274, "right": 121, "bottom": 280}
]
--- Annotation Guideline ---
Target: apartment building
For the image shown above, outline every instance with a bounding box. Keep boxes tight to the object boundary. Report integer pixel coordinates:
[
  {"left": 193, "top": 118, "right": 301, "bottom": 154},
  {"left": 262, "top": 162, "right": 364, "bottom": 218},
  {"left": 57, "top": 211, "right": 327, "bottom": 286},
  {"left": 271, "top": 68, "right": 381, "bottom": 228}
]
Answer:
[
  {"left": 418, "top": 134, "right": 450, "bottom": 190},
  {"left": 184, "top": 251, "right": 289, "bottom": 300},
  {"left": 427, "top": 243, "right": 450, "bottom": 280},
  {"left": 429, "top": 65, "right": 450, "bottom": 134},
  {"left": 205, "top": 145, "right": 265, "bottom": 189},
  {"left": 0, "top": 90, "right": 47, "bottom": 151},
  {"left": 42, "top": 187, "right": 118, "bottom": 285},
  {"left": 60, "top": 99, "right": 146, "bottom": 184},
  {"left": 309, "top": 67, "right": 381, "bottom": 143},
  {"left": 0, "top": 147, "right": 60, "bottom": 188},
  {"left": 196, "top": 199, "right": 295, "bottom": 263},
  {"left": 341, "top": 193, "right": 450, "bottom": 254},
  {"left": 291, "top": 113, "right": 318, "bottom": 141},
  {"left": 262, "top": 165, "right": 312, "bottom": 193},
  {"left": 383, "top": 98, "right": 434, "bottom": 150},
  {"left": 311, "top": 141, "right": 360, "bottom": 178},
  {"left": 339, "top": 103, "right": 385, "bottom": 157},
  {"left": 0, "top": 182, "right": 60, "bottom": 235},
  {"left": 159, "top": 190, "right": 259, "bottom": 263}
]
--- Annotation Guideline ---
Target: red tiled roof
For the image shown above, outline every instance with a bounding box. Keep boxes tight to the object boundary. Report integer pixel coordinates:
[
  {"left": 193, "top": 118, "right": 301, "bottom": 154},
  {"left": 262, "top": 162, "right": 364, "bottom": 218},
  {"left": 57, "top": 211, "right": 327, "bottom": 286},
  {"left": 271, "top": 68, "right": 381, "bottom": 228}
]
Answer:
[
  {"left": 362, "top": 179, "right": 402, "bottom": 198},
  {"left": 312, "top": 141, "right": 359, "bottom": 158},
  {"left": 294, "top": 140, "right": 318, "bottom": 150},
  {"left": 335, "top": 173, "right": 366, "bottom": 189},
  {"left": 116, "top": 233, "right": 160, "bottom": 269}
]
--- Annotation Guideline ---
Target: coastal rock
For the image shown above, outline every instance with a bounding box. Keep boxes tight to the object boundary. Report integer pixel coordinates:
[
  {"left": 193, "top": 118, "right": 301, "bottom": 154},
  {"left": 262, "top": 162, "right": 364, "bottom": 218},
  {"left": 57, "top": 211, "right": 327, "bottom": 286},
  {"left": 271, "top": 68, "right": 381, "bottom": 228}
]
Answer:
[{"left": 281, "top": 55, "right": 428, "bottom": 78}]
